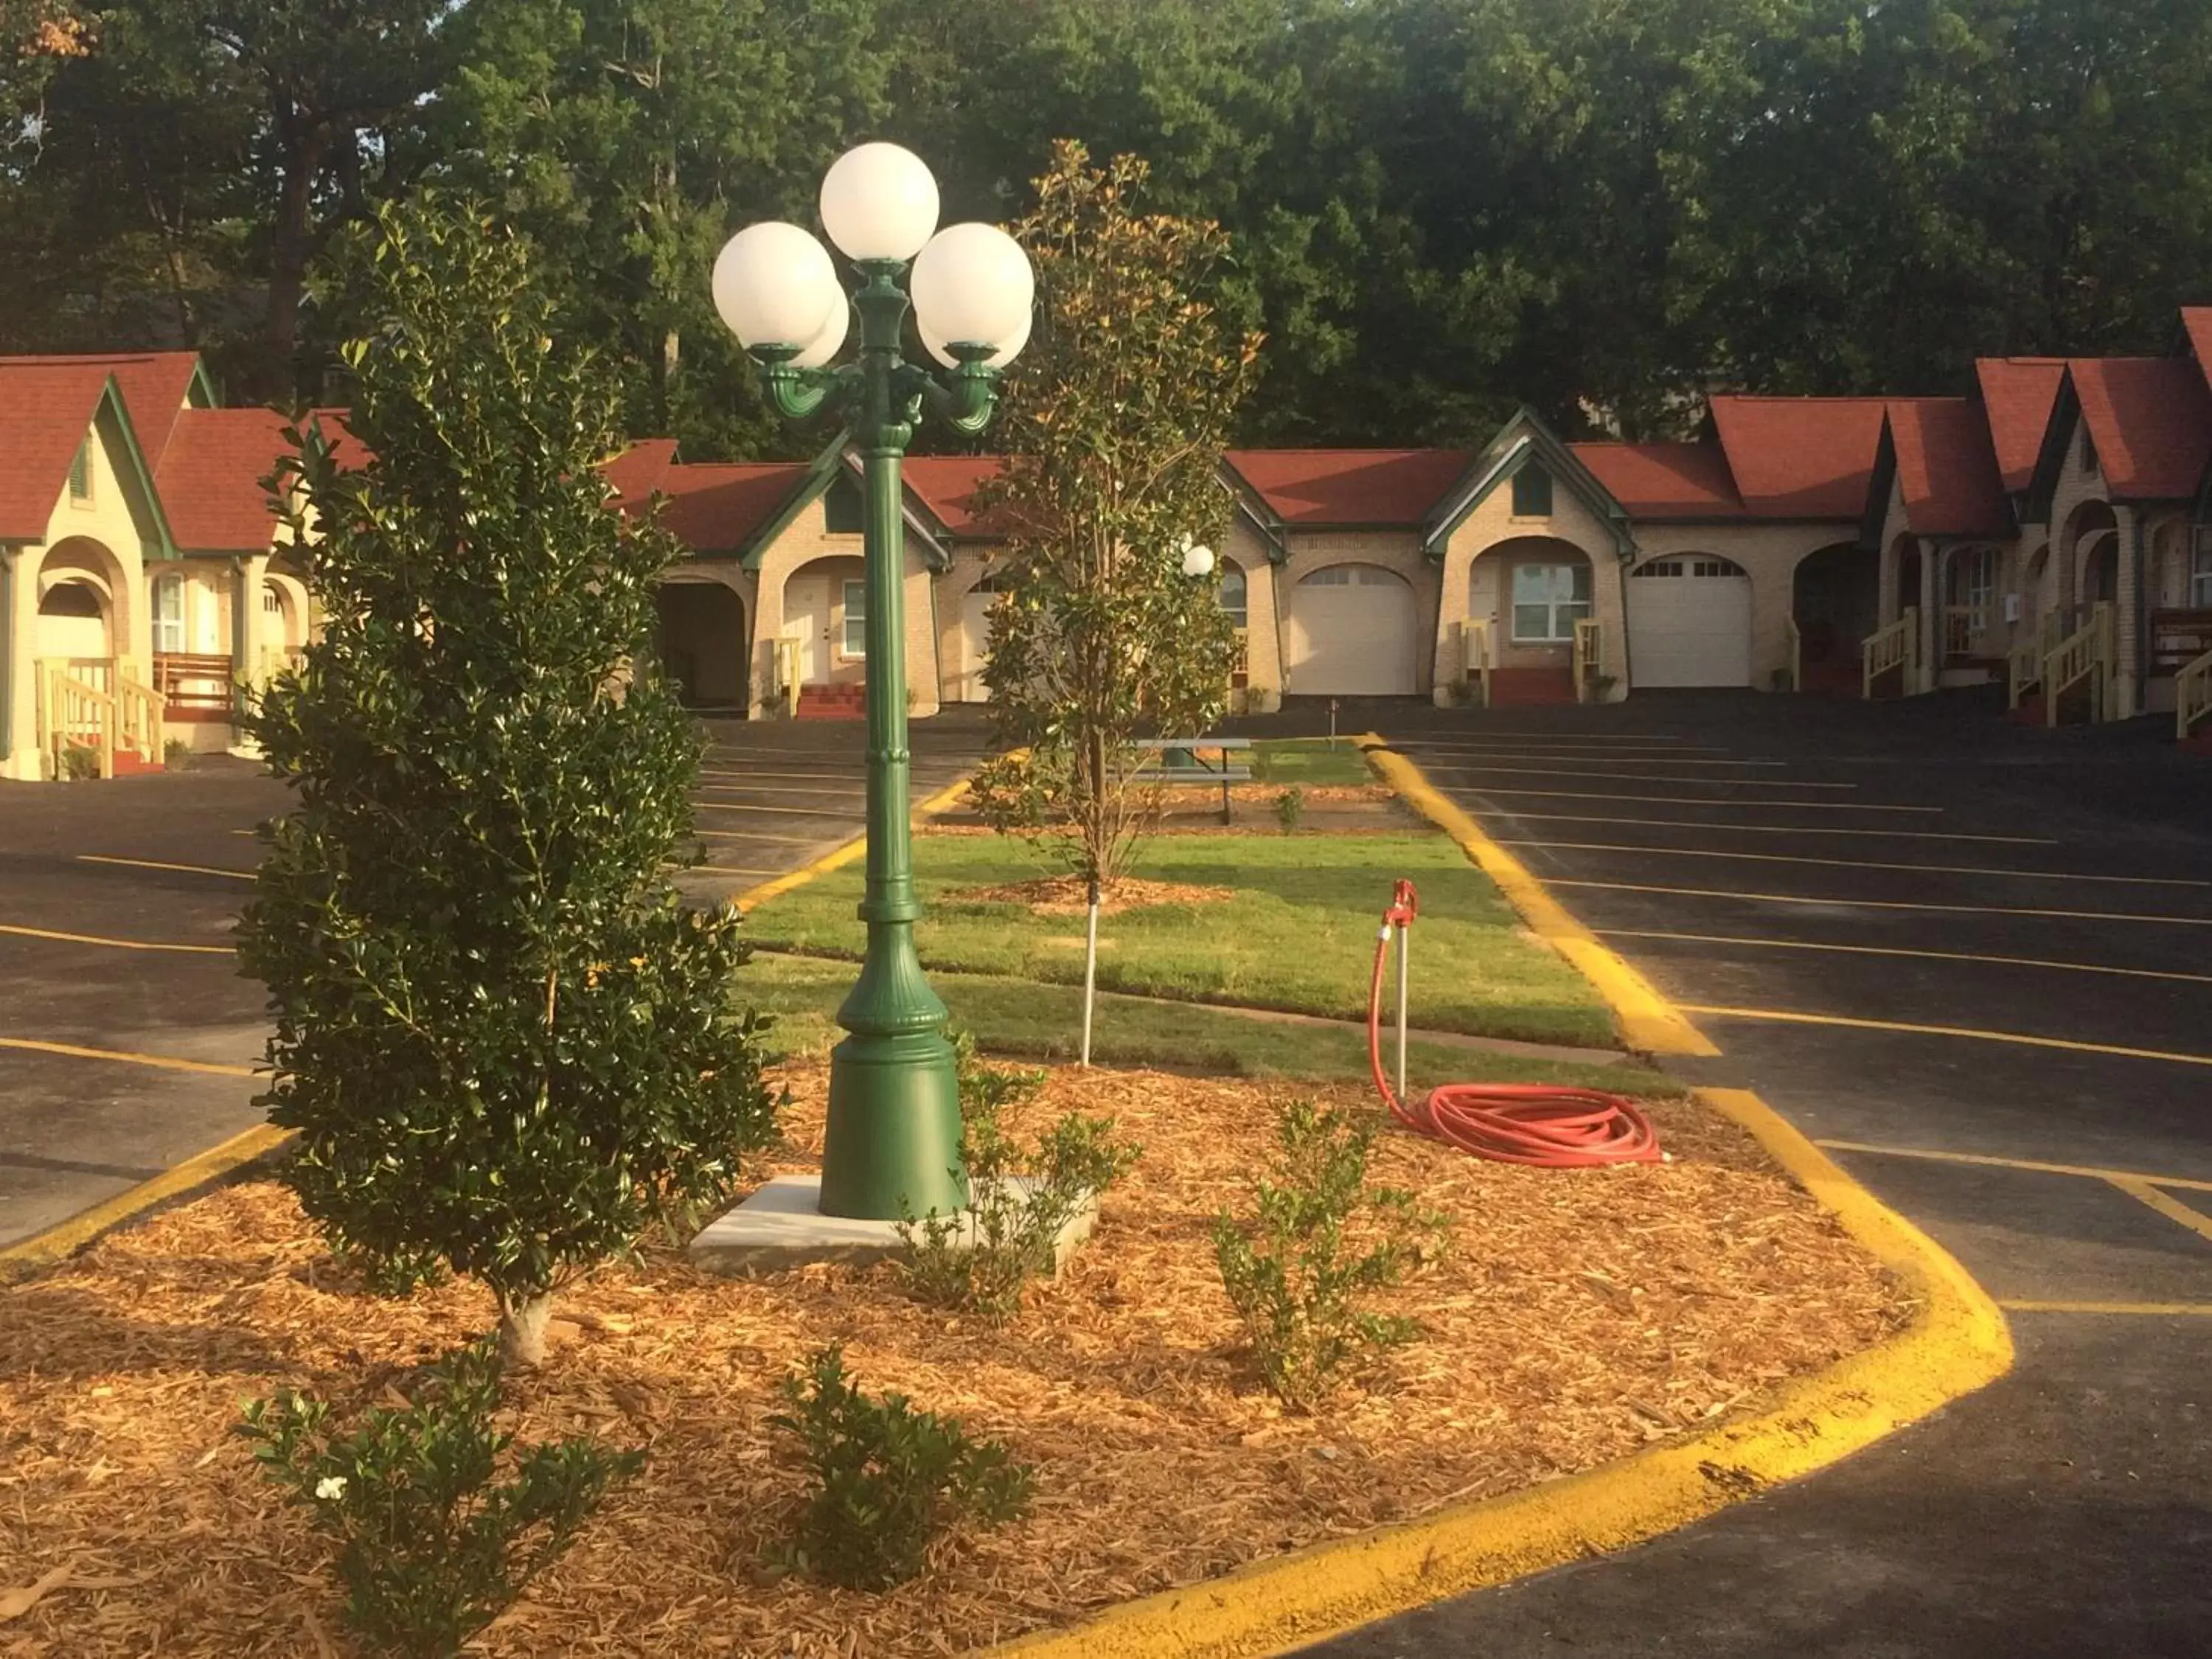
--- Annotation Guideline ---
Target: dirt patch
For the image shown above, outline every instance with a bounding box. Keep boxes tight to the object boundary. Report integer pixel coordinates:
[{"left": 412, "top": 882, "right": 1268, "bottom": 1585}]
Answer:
[
  {"left": 944, "top": 875, "right": 1235, "bottom": 915},
  {"left": 0, "top": 1065, "right": 1908, "bottom": 1658}
]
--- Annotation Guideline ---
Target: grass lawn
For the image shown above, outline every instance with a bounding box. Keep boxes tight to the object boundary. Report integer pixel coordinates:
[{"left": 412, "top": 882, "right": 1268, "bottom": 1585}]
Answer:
[
  {"left": 1249, "top": 736, "right": 1377, "bottom": 786},
  {"left": 739, "top": 951, "right": 1682, "bottom": 1098},
  {"left": 740, "top": 829, "right": 1621, "bottom": 1049}
]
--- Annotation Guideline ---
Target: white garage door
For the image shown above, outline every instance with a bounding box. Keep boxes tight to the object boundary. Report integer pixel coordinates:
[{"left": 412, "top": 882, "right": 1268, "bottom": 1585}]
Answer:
[
  {"left": 1288, "top": 566, "right": 1419, "bottom": 696},
  {"left": 1627, "top": 557, "right": 1753, "bottom": 687}
]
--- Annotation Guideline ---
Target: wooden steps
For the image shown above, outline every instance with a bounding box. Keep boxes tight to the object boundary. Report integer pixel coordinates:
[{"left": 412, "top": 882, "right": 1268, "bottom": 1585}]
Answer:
[{"left": 794, "top": 683, "right": 866, "bottom": 721}]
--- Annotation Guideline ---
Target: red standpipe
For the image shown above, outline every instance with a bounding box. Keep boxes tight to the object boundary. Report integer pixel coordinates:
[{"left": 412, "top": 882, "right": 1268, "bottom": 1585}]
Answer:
[{"left": 1369, "top": 879, "right": 1662, "bottom": 1167}]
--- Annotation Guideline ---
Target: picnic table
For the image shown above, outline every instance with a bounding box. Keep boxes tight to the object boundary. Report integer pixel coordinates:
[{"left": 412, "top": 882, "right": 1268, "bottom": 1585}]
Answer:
[{"left": 1133, "top": 735, "right": 1252, "bottom": 824}]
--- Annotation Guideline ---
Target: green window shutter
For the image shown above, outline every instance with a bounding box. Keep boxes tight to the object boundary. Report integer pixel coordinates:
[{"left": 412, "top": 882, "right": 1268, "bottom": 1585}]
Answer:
[
  {"left": 69, "top": 439, "right": 92, "bottom": 502},
  {"left": 1512, "top": 463, "right": 1552, "bottom": 517}
]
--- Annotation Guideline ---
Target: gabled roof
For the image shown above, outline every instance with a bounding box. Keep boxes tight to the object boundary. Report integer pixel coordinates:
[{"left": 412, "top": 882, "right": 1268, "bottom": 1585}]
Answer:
[
  {"left": 1222, "top": 449, "right": 1472, "bottom": 528},
  {"left": 0, "top": 362, "right": 179, "bottom": 552},
  {"left": 2068, "top": 358, "right": 2211, "bottom": 499},
  {"left": 1570, "top": 441, "right": 1745, "bottom": 519},
  {"left": 1972, "top": 358, "right": 2067, "bottom": 494},
  {"left": 305, "top": 407, "right": 370, "bottom": 470},
  {"left": 155, "top": 406, "right": 291, "bottom": 553},
  {"left": 653, "top": 462, "right": 816, "bottom": 557},
  {"left": 1705, "top": 395, "right": 1888, "bottom": 518},
  {"left": 0, "top": 350, "right": 208, "bottom": 473},
  {"left": 603, "top": 438, "right": 678, "bottom": 509},
  {"left": 2178, "top": 307, "right": 2212, "bottom": 385},
  {"left": 901, "top": 455, "right": 1013, "bottom": 536},
  {"left": 1424, "top": 408, "right": 1635, "bottom": 557},
  {"left": 1874, "top": 398, "right": 2013, "bottom": 540}
]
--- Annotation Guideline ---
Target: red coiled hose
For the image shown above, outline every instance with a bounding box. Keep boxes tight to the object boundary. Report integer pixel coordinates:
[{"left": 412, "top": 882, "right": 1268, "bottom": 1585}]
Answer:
[{"left": 1369, "top": 879, "right": 1662, "bottom": 1167}]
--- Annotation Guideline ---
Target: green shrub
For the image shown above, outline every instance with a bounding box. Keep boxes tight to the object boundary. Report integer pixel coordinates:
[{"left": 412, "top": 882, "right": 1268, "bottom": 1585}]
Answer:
[
  {"left": 163, "top": 736, "right": 193, "bottom": 769},
  {"left": 1212, "top": 1099, "right": 1444, "bottom": 1411},
  {"left": 236, "top": 1338, "right": 642, "bottom": 1658},
  {"left": 1274, "top": 785, "right": 1305, "bottom": 834},
  {"left": 897, "top": 1032, "right": 1139, "bottom": 1324},
  {"left": 337, "top": 1239, "right": 451, "bottom": 1298},
  {"left": 60, "top": 742, "right": 100, "bottom": 780},
  {"left": 769, "top": 1346, "right": 1032, "bottom": 1590}
]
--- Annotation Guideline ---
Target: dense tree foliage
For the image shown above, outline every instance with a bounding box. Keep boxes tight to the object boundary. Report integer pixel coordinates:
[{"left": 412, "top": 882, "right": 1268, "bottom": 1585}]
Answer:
[{"left": 7, "top": 0, "right": 2208, "bottom": 442}]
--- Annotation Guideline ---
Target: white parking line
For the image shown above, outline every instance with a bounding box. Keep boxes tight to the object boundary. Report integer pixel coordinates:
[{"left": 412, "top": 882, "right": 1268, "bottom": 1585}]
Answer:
[
  {"left": 1492, "top": 838, "right": 2209, "bottom": 888},
  {"left": 1596, "top": 928, "right": 2212, "bottom": 987},
  {"left": 1480, "top": 812, "right": 2051, "bottom": 844},
  {"left": 1415, "top": 762, "right": 1857, "bottom": 788}
]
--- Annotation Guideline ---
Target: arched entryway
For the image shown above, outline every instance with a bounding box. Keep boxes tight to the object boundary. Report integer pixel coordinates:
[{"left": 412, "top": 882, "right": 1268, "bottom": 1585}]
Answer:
[
  {"left": 1627, "top": 553, "right": 1753, "bottom": 687},
  {"left": 655, "top": 579, "right": 748, "bottom": 709},
  {"left": 1287, "top": 563, "right": 1418, "bottom": 696},
  {"left": 2063, "top": 500, "right": 2118, "bottom": 620},
  {"left": 35, "top": 537, "right": 129, "bottom": 668},
  {"left": 1219, "top": 560, "right": 1250, "bottom": 689},
  {"left": 1791, "top": 542, "right": 1876, "bottom": 692}
]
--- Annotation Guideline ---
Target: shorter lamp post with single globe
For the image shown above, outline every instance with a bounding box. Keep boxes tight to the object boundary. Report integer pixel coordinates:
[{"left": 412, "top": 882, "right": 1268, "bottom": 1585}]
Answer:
[{"left": 711, "top": 144, "right": 1033, "bottom": 1222}]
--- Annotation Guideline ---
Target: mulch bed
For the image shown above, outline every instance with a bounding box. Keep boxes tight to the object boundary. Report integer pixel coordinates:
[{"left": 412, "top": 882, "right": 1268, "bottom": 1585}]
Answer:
[
  {"left": 943, "top": 876, "right": 1234, "bottom": 916},
  {"left": 0, "top": 1065, "right": 1907, "bottom": 1658}
]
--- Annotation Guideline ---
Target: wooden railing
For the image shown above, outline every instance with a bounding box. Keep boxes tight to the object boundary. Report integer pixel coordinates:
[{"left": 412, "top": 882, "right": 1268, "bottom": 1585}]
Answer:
[
  {"left": 1942, "top": 605, "right": 1983, "bottom": 662},
  {"left": 1862, "top": 606, "right": 1916, "bottom": 698},
  {"left": 153, "top": 652, "right": 238, "bottom": 718},
  {"left": 118, "top": 675, "right": 163, "bottom": 760},
  {"left": 37, "top": 661, "right": 164, "bottom": 779},
  {"left": 1229, "top": 627, "right": 1250, "bottom": 686},
  {"left": 1784, "top": 616, "right": 1802, "bottom": 692},
  {"left": 1572, "top": 617, "right": 1603, "bottom": 703},
  {"left": 1461, "top": 619, "right": 1491, "bottom": 708},
  {"left": 2174, "top": 646, "right": 2212, "bottom": 741},
  {"left": 2006, "top": 635, "right": 2042, "bottom": 709},
  {"left": 774, "top": 636, "right": 804, "bottom": 717},
  {"left": 2043, "top": 600, "right": 2114, "bottom": 727}
]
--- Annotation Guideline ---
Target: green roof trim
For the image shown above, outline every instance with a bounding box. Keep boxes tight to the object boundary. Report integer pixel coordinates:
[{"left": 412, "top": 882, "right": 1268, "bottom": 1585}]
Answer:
[
  {"left": 1422, "top": 406, "right": 1635, "bottom": 560},
  {"left": 1215, "top": 456, "right": 1290, "bottom": 564},
  {"left": 91, "top": 374, "right": 179, "bottom": 560},
  {"left": 736, "top": 434, "right": 850, "bottom": 570},
  {"left": 2023, "top": 367, "right": 2082, "bottom": 526}
]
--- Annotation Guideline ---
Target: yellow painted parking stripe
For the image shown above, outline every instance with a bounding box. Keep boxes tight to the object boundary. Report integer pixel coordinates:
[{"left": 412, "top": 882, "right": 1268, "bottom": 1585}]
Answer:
[
  {"left": 1998, "top": 1301, "right": 2212, "bottom": 1316},
  {"left": 0, "top": 1121, "right": 291, "bottom": 1270},
  {"left": 0, "top": 922, "right": 229, "bottom": 956},
  {"left": 2109, "top": 1178, "right": 2212, "bottom": 1245},
  {"left": 1493, "top": 838, "right": 2207, "bottom": 888},
  {"left": 1450, "top": 785, "right": 1941, "bottom": 813},
  {"left": 1547, "top": 877, "right": 2212, "bottom": 927},
  {"left": 1596, "top": 929, "right": 2212, "bottom": 987},
  {"left": 0, "top": 1035, "right": 256, "bottom": 1077},
  {"left": 692, "top": 827, "right": 846, "bottom": 845},
  {"left": 1678, "top": 1004, "right": 2212, "bottom": 1068},
  {"left": 1411, "top": 763, "right": 1850, "bottom": 787},
  {"left": 1814, "top": 1138, "right": 2212, "bottom": 1193},
  {"left": 77, "top": 854, "right": 254, "bottom": 881},
  {"left": 692, "top": 799, "right": 863, "bottom": 818},
  {"left": 1494, "top": 813, "right": 2052, "bottom": 845}
]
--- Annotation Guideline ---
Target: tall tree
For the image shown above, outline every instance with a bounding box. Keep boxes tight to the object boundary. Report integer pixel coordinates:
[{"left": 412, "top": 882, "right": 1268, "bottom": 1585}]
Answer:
[{"left": 972, "top": 142, "right": 1259, "bottom": 888}]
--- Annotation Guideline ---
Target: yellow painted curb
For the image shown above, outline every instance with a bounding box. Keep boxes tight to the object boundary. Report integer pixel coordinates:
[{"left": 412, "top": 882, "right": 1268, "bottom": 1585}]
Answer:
[
  {"left": 1362, "top": 736, "right": 1718, "bottom": 1057},
  {"left": 734, "top": 771, "right": 974, "bottom": 913},
  {"left": 980, "top": 1079, "right": 2011, "bottom": 1659},
  {"left": 0, "top": 1121, "right": 293, "bottom": 1276}
]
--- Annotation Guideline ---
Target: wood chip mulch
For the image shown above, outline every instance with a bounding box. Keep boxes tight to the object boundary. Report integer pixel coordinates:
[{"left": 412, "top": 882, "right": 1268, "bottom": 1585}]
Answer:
[
  {"left": 0, "top": 1065, "right": 1908, "bottom": 1658},
  {"left": 942, "top": 876, "right": 1234, "bottom": 915}
]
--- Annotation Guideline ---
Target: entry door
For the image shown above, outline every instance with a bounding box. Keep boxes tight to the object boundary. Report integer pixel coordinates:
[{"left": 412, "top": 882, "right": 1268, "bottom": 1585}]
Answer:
[
  {"left": 1627, "top": 557, "right": 1753, "bottom": 687},
  {"left": 786, "top": 576, "right": 830, "bottom": 681}
]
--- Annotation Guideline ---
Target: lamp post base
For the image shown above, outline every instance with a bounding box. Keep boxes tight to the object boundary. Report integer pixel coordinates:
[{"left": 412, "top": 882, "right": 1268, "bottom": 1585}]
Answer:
[{"left": 818, "top": 1028, "right": 965, "bottom": 1220}]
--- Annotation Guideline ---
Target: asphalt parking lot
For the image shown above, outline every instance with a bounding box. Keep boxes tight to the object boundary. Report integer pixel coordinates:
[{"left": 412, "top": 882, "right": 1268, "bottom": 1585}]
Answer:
[
  {"left": 0, "top": 709, "right": 989, "bottom": 1249},
  {"left": 1265, "top": 690, "right": 2212, "bottom": 1659}
]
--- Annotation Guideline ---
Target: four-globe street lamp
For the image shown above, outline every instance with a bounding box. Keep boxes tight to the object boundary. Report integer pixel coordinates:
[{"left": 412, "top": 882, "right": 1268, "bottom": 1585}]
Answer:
[{"left": 711, "top": 143, "right": 1034, "bottom": 1222}]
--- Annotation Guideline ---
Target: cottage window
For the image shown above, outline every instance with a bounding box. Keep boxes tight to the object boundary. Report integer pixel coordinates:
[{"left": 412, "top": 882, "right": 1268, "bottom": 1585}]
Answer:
[
  {"left": 69, "top": 439, "right": 92, "bottom": 504},
  {"left": 1511, "top": 561, "right": 1591, "bottom": 642},
  {"left": 1218, "top": 565, "right": 1248, "bottom": 628},
  {"left": 152, "top": 573, "right": 186, "bottom": 654},
  {"left": 1511, "top": 464, "right": 1553, "bottom": 518},
  {"left": 841, "top": 579, "right": 867, "bottom": 656}
]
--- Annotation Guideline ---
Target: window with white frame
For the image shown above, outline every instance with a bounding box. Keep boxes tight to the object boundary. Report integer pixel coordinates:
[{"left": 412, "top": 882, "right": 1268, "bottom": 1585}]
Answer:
[
  {"left": 1218, "top": 564, "right": 1248, "bottom": 628},
  {"left": 841, "top": 579, "right": 866, "bottom": 656},
  {"left": 152, "top": 571, "right": 186, "bottom": 653},
  {"left": 2194, "top": 527, "right": 2212, "bottom": 608},
  {"left": 1511, "top": 561, "right": 1592, "bottom": 642},
  {"left": 1955, "top": 546, "right": 1995, "bottom": 624}
]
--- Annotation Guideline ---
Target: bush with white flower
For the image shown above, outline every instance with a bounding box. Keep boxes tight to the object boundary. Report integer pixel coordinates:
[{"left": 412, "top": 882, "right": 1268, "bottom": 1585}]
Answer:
[{"left": 237, "top": 1337, "right": 641, "bottom": 1659}]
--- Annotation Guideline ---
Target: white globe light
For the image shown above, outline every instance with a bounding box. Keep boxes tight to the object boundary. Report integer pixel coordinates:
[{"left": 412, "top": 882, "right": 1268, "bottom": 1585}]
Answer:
[
  {"left": 1180, "top": 541, "right": 1216, "bottom": 579},
  {"left": 819, "top": 142, "right": 940, "bottom": 262},
  {"left": 792, "top": 296, "right": 851, "bottom": 369},
  {"left": 712, "top": 222, "right": 839, "bottom": 349},
  {"left": 911, "top": 223, "right": 1034, "bottom": 358},
  {"left": 917, "top": 307, "right": 1032, "bottom": 370}
]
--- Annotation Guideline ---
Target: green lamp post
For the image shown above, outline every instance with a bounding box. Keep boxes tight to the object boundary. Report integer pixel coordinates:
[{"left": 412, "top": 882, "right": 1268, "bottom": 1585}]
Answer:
[{"left": 711, "top": 144, "right": 1034, "bottom": 1222}]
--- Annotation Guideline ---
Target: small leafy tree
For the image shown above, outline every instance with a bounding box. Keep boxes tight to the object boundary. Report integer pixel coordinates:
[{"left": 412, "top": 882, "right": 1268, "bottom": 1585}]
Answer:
[
  {"left": 238, "top": 1337, "right": 643, "bottom": 1659},
  {"left": 238, "top": 195, "right": 779, "bottom": 1367},
  {"left": 971, "top": 139, "right": 1262, "bottom": 889}
]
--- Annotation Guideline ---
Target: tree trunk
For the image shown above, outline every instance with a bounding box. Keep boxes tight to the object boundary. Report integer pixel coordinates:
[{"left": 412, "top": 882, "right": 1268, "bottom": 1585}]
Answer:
[
  {"left": 265, "top": 102, "right": 331, "bottom": 400},
  {"left": 498, "top": 1289, "right": 554, "bottom": 1369}
]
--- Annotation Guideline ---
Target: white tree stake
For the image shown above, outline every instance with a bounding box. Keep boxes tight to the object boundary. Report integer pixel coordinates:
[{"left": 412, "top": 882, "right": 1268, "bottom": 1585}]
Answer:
[
  {"left": 1396, "top": 917, "right": 1410, "bottom": 1104},
  {"left": 1081, "top": 875, "right": 1101, "bottom": 1068}
]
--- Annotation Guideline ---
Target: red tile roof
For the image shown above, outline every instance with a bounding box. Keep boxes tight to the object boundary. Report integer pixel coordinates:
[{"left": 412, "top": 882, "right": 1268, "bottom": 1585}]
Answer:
[
  {"left": 603, "top": 438, "right": 678, "bottom": 509},
  {"left": 1705, "top": 396, "right": 1889, "bottom": 518},
  {"left": 1571, "top": 441, "right": 1743, "bottom": 518},
  {"left": 651, "top": 462, "right": 811, "bottom": 554},
  {"left": 1224, "top": 449, "right": 1472, "bottom": 527},
  {"left": 2067, "top": 357, "right": 2212, "bottom": 499},
  {"left": 0, "top": 352, "right": 203, "bottom": 539},
  {"left": 154, "top": 407, "right": 291, "bottom": 552},
  {"left": 0, "top": 350, "right": 200, "bottom": 467},
  {"left": 1972, "top": 359, "right": 2066, "bottom": 493},
  {"left": 2180, "top": 307, "right": 2212, "bottom": 387},
  {"left": 900, "top": 455, "right": 1012, "bottom": 535},
  {"left": 1884, "top": 398, "right": 2011, "bottom": 538},
  {"left": 305, "top": 408, "right": 371, "bottom": 471}
]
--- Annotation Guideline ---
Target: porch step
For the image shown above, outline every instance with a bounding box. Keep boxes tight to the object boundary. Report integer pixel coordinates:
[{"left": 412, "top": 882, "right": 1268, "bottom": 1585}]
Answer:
[
  {"left": 2179, "top": 728, "right": 2212, "bottom": 757},
  {"left": 1486, "top": 668, "right": 1577, "bottom": 706},
  {"left": 2008, "top": 695, "right": 2045, "bottom": 726},
  {"left": 795, "top": 683, "right": 867, "bottom": 721}
]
